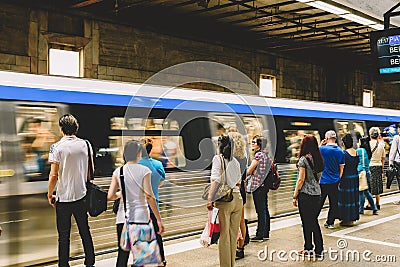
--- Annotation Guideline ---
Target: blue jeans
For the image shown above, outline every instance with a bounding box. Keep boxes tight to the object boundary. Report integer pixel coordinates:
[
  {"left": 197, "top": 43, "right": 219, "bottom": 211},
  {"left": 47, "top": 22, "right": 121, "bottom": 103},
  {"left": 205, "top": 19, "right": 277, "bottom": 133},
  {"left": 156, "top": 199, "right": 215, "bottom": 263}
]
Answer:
[
  {"left": 252, "top": 183, "right": 270, "bottom": 238},
  {"left": 56, "top": 197, "right": 95, "bottom": 267},
  {"left": 359, "top": 171, "right": 377, "bottom": 213}
]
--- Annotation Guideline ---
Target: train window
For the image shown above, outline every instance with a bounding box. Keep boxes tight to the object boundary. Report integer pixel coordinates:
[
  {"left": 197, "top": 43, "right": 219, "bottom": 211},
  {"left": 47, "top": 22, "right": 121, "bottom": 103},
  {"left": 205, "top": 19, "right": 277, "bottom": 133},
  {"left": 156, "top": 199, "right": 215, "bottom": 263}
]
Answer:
[
  {"left": 110, "top": 117, "right": 179, "bottom": 131},
  {"left": 353, "top": 121, "right": 366, "bottom": 137},
  {"left": 16, "top": 106, "right": 60, "bottom": 181},
  {"left": 283, "top": 130, "right": 321, "bottom": 163},
  {"left": 108, "top": 136, "right": 186, "bottom": 169},
  {"left": 335, "top": 121, "right": 351, "bottom": 142}
]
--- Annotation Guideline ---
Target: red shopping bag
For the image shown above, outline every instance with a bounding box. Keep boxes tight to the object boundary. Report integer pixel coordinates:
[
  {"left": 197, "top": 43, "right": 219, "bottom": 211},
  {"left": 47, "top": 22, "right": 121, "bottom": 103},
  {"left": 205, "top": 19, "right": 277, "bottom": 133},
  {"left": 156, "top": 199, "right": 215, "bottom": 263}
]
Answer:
[
  {"left": 209, "top": 207, "right": 220, "bottom": 245},
  {"left": 199, "top": 207, "right": 220, "bottom": 247}
]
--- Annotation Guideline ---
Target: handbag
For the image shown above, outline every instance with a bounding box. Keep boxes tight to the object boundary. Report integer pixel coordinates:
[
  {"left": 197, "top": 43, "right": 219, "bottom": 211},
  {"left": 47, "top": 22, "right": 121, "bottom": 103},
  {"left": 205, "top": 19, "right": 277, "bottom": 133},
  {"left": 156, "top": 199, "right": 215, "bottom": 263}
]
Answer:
[
  {"left": 359, "top": 149, "right": 369, "bottom": 191},
  {"left": 202, "top": 155, "right": 233, "bottom": 202},
  {"left": 85, "top": 140, "right": 107, "bottom": 217},
  {"left": 119, "top": 166, "right": 162, "bottom": 265}
]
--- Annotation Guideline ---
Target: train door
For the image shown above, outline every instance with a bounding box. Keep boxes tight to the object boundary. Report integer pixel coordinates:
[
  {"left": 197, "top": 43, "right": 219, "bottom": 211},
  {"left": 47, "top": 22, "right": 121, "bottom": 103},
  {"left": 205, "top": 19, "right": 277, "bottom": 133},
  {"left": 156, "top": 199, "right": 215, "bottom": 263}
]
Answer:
[{"left": 334, "top": 120, "right": 367, "bottom": 147}]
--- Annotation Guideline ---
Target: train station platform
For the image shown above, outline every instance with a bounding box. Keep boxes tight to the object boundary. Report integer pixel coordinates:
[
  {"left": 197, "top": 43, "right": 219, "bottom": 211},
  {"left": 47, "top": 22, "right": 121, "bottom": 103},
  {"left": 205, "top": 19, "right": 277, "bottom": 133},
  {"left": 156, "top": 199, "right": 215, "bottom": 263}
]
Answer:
[{"left": 67, "top": 194, "right": 400, "bottom": 267}]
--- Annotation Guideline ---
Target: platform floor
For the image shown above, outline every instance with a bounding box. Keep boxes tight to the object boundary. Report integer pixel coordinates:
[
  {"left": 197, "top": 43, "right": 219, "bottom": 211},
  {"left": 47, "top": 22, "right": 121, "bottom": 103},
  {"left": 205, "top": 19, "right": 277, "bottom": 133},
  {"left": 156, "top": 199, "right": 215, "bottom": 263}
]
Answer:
[{"left": 69, "top": 194, "right": 400, "bottom": 267}]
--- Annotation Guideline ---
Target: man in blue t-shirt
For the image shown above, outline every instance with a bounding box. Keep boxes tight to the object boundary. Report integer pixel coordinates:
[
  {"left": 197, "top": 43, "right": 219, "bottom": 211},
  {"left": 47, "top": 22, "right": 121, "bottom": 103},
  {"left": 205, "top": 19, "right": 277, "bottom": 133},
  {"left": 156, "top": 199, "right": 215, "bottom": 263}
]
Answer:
[
  {"left": 319, "top": 130, "right": 345, "bottom": 229},
  {"left": 138, "top": 138, "right": 167, "bottom": 266}
]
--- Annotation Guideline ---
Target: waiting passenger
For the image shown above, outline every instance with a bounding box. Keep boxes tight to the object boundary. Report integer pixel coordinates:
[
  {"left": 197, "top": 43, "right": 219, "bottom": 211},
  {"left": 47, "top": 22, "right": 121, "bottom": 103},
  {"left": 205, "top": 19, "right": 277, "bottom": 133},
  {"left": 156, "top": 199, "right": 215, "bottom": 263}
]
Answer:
[
  {"left": 367, "top": 127, "right": 385, "bottom": 210},
  {"left": 338, "top": 134, "right": 360, "bottom": 226},
  {"left": 228, "top": 131, "right": 248, "bottom": 260},
  {"left": 206, "top": 135, "right": 242, "bottom": 267},
  {"left": 247, "top": 135, "right": 273, "bottom": 241},
  {"left": 292, "top": 135, "right": 324, "bottom": 257},
  {"left": 47, "top": 114, "right": 95, "bottom": 267},
  {"left": 107, "top": 140, "right": 164, "bottom": 267},
  {"left": 319, "top": 130, "right": 345, "bottom": 229},
  {"left": 388, "top": 123, "right": 400, "bottom": 205},
  {"left": 357, "top": 134, "right": 378, "bottom": 215},
  {"left": 138, "top": 138, "right": 167, "bottom": 267}
]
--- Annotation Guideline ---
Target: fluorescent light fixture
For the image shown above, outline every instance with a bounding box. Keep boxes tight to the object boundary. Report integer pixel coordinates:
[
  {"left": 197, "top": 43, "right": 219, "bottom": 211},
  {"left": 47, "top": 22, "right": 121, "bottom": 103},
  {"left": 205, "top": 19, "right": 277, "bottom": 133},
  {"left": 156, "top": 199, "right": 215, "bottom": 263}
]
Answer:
[
  {"left": 297, "top": 0, "right": 313, "bottom": 2},
  {"left": 307, "top": 1, "right": 348, "bottom": 15},
  {"left": 340, "top": 13, "right": 375, "bottom": 25},
  {"left": 370, "top": 24, "right": 384, "bottom": 30}
]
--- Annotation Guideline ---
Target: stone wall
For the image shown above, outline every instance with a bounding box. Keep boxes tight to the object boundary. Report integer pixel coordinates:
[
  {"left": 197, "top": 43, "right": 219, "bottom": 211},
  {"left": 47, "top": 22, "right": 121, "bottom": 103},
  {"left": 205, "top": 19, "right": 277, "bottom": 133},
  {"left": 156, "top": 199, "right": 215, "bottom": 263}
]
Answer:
[{"left": 0, "top": 2, "right": 398, "bottom": 109}]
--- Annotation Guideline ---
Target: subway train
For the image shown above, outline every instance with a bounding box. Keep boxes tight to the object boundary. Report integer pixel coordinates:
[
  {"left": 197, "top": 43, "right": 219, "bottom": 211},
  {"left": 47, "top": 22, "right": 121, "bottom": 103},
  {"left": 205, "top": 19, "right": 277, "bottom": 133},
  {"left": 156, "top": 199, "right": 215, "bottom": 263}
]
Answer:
[{"left": 1, "top": 70, "right": 400, "bottom": 266}]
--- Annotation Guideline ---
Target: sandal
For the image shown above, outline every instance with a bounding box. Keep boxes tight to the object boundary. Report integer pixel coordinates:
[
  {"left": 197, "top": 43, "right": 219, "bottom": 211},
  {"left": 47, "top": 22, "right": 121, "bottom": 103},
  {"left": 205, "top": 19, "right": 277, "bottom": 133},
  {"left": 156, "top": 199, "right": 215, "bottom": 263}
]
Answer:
[
  {"left": 158, "top": 260, "right": 167, "bottom": 267},
  {"left": 235, "top": 247, "right": 244, "bottom": 260}
]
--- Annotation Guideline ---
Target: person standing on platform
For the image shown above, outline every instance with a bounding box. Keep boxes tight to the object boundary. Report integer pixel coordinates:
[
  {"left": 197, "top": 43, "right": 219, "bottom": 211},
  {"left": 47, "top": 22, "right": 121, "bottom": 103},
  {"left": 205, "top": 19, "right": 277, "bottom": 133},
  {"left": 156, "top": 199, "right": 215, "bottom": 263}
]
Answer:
[
  {"left": 338, "top": 134, "right": 359, "bottom": 226},
  {"left": 108, "top": 140, "right": 164, "bottom": 267},
  {"left": 319, "top": 130, "right": 345, "bottom": 229},
  {"left": 247, "top": 135, "right": 273, "bottom": 241},
  {"left": 207, "top": 135, "right": 242, "bottom": 267},
  {"left": 138, "top": 138, "right": 167, "bottom": 267},
  {"left": 367, "top": 127, "right": 385, "bottom": 210},
  {"left": 389, "top": 124, "right": 400, "bottom": 205},
  {"left": 292, "top": 135, "right": 324, "bottom": 257},
  {"left": 357, "top": 134, "right": 378, "bottom": 215},
  {"left": 228, "top": 131, "right": 248, "bottom": 260},
  {"left": 47, "top": 114, "right": 95, "bottom": 267}
]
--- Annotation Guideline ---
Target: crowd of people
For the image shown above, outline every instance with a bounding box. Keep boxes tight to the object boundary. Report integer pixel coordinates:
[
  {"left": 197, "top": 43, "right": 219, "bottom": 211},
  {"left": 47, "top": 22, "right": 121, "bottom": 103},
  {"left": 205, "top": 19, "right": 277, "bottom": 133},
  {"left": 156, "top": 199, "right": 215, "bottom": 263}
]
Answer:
[{"left": 43, "top": 113, "right": 400, "bottom": 267}]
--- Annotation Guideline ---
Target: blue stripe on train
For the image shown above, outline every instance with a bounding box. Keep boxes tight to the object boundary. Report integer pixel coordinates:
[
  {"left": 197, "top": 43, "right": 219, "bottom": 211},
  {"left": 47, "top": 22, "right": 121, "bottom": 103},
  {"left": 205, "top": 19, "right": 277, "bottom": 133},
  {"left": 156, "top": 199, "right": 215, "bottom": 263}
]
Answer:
[{"left": 0, "top": 84, "right": 398, "bottom": 122}]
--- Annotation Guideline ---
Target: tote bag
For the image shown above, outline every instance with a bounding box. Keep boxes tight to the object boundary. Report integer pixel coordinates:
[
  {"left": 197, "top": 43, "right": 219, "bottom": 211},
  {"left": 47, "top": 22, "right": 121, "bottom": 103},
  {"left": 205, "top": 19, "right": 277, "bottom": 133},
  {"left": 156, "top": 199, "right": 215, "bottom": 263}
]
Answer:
[{"left": 359, "top": 149, "right": 369, "bottom": 191}]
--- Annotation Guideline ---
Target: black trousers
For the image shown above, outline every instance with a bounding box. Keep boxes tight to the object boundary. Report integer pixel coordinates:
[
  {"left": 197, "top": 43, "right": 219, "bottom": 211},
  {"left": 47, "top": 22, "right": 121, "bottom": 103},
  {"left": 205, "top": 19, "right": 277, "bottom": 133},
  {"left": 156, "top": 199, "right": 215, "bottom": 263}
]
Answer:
[
  {"left": 298, "top": 192, "right": 323, "bottom": 254},
  {"left": 319, "top": 183, "right": 339, "bottom": 225},
  {"left": 56, "top": 198, "right": 95, "bottom": 267},
  {"left": 252, "top": 184, "right": 270, "bottom": 238}
]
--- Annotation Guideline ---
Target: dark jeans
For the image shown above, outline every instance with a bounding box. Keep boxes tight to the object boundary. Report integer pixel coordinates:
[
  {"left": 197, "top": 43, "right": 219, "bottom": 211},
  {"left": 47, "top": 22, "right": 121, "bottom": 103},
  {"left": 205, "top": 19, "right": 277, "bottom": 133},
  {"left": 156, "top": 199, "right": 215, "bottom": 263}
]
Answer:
[
  {"left": 252, "top": 183, "right": 270, "bottom": 238},
  {"left": 298, "top": 193, "right": 323, "bottom": 254},
  {"left": 56, "top": 198, "right": 95, "bottom": 267},
  {"left": 319, "top": 183, "right": 339, "bottom": 225},
  {"left": 150, "top": 212, "right": 165, "bottom": 263}
]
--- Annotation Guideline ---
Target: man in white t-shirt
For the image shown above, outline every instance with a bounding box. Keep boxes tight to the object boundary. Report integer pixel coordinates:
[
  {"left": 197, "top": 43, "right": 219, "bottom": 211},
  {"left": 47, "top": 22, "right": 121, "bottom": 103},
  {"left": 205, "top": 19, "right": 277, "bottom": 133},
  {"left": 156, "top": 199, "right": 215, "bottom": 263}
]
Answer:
[{"left": 47, "top": 114, "right": 95, "bottom": 267}]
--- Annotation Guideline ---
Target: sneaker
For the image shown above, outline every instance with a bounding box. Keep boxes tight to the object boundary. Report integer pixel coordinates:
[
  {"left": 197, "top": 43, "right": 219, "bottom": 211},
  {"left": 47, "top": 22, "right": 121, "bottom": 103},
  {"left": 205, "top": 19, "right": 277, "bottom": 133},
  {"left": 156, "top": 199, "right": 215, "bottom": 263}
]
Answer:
[
  {"left": 324, "top": 223, "right": 334, "bottom": 229},
  {"left": 250, "top": 236, "right": 264, "bottom": 242},
  {"left": 393, "top": 200, "right": 400, "bottom": 205},
  {"left": 263, "top": 234, "right": 270, "bottom": 240},
  {"left": 373, "top": 210, "right": 378, "bottom": 215}
]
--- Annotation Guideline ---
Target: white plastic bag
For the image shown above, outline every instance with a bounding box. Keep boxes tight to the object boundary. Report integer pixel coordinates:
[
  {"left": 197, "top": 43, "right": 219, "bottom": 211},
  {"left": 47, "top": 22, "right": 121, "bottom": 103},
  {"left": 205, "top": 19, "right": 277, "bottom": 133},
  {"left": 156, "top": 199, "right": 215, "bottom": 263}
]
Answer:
[{"left": 199, "top": 207, "right": 219, "bottom": 247}]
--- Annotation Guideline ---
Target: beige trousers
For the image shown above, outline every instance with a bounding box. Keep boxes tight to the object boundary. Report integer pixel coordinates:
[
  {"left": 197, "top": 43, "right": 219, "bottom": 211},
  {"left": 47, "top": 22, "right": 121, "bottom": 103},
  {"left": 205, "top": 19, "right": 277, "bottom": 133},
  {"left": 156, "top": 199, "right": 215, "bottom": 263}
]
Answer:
[{"left": 215, "top": 192, "right": 243, "bottom": 267}]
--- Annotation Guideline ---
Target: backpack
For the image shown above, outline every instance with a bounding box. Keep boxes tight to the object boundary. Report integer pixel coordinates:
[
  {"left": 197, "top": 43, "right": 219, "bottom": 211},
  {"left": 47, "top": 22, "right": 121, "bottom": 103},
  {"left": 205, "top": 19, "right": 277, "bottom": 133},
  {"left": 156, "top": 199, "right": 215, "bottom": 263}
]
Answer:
[
  {"left": 268, "top": 162, "right": 280, "bottom": 190},
  {"left": 360, "top": 136, "right": 372, "bottom": 160}
]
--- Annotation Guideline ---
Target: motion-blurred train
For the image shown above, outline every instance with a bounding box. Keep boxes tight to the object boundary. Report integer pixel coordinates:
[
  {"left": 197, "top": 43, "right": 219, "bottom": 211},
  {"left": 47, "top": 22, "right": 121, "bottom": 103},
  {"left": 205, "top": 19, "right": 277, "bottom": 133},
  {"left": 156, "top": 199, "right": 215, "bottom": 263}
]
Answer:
[{"left": 1, "top": 70, "right": 399, "bottom": 266}]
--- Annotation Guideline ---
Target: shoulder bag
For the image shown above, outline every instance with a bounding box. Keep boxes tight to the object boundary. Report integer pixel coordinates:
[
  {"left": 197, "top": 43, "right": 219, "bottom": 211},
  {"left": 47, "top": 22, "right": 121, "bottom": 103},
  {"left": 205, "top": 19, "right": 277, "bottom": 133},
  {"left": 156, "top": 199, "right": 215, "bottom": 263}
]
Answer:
[
  {"left": 202, "top": 155, "right": 233, "bottom": 202},
  {"left": 359, "top": 149, "right": 369, "bottom": 191},
  {"left": 305, "top": 157, "right": 320, "bottom": 183},
  {"left": 119, "top": 166, "right": 162, "bottom": 265},
  {"left": 85, "top": 140, "right": 107, "bottom": 217}
]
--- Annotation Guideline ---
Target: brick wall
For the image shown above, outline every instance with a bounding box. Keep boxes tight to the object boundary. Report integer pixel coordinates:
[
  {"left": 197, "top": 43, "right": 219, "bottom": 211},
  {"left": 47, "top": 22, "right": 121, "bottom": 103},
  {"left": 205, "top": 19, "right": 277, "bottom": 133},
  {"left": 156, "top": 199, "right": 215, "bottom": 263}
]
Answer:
[{"left": 0, "top": 2, "right": 398, "bottom": 108}]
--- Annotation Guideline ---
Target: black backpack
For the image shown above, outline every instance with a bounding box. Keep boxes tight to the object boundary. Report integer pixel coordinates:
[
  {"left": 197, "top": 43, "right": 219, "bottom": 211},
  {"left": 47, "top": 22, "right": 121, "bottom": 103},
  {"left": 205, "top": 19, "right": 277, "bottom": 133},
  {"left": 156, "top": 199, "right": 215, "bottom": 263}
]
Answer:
[{"left": 267, "top": 162, "right": 280, "bottom": 190}]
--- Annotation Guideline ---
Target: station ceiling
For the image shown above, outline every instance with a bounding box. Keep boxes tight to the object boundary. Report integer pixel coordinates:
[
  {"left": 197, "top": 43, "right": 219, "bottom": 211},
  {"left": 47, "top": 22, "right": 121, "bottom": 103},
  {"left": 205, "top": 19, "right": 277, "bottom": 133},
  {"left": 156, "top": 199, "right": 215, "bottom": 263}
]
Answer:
[{"left": 9, "top": 0, "right": 394, "bottom": 59}]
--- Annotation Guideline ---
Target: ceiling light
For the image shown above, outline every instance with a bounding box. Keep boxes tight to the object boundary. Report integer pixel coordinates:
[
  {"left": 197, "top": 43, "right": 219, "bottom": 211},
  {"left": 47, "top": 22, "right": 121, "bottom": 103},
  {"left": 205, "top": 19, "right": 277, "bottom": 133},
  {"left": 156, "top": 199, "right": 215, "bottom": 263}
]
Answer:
[
  {"left": 340, "top": 13, "right": 375, "bottom": 25},
  {"left": 370, "top": 24, "right": 384, "bottom": 30},
  {"left": 307, "top": 1, "right": 348, "bottom": 15},
  {"left": 297, "top": 0, "right": 313, "bottom": 2}
]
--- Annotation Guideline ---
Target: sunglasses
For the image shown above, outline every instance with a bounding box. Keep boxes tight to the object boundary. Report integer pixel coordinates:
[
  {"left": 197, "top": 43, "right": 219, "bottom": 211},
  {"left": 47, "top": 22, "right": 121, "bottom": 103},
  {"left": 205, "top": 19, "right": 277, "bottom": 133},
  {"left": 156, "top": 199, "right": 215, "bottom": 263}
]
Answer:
[{"left": 251, "top": 141, "right": 257, "bottom": 144}]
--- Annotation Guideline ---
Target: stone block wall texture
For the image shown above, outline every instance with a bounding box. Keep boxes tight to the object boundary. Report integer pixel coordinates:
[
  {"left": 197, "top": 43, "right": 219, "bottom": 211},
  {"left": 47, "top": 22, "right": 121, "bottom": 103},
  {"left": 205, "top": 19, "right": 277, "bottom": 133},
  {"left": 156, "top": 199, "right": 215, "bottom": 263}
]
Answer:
[{"left": 0, "top": 2, "right": 398, "bottom": 109}]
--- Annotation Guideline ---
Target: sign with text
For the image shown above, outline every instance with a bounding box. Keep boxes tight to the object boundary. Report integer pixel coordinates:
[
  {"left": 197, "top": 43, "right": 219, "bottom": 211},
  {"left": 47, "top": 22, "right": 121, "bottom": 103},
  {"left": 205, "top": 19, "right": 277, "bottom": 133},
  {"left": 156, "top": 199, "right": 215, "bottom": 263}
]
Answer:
[{"left": 370, "top": 29, "right": 400, "bottom": 81}]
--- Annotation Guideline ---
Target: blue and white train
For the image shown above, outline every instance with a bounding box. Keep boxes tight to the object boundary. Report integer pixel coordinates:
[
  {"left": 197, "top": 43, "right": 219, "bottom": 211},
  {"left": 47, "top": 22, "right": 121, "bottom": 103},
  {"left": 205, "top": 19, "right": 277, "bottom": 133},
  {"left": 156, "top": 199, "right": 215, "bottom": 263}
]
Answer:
[{"left": 0, "top": 70, "right": 399, "bottom": 266}]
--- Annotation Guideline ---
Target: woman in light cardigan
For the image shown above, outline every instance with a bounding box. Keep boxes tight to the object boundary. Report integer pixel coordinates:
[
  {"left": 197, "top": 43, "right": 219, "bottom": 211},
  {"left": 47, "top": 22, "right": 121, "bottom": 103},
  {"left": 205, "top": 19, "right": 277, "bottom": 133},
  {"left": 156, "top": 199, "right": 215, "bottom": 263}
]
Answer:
[{"left": 207, "top": 135, "right": 242, "bottom": 267}]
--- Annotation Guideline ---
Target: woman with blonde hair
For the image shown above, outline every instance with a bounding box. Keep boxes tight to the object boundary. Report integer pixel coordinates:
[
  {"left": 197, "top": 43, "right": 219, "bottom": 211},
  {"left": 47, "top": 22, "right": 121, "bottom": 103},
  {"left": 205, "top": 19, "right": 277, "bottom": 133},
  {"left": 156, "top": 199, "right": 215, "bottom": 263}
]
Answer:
[{"left": 228, "top": 131, "right": 248, "bottom": 260}]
